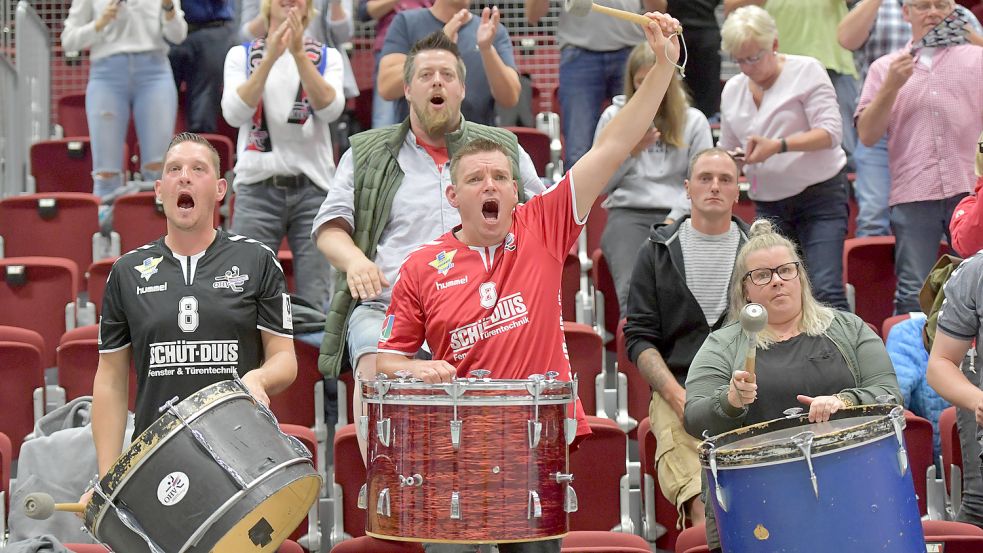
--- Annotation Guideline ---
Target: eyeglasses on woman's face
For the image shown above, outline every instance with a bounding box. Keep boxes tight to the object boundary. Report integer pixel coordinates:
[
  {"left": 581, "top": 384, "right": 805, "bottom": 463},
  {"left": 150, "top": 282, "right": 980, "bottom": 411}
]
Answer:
[
  {"left": 732, "top": 49, "right": 768, "bottom": 67},
  {"left": 907, "top": 0, "right": 953, "bottom": 13},
  {"left": 743, "top": 261, "right": 800, "bottom": 286}
]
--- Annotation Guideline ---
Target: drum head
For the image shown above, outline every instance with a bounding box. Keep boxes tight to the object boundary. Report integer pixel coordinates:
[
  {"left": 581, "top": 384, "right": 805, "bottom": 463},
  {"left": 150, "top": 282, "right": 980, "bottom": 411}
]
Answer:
[
  {"left": 700, "top": 404, "right": 901, "bottom": 468},
  {"left": 212, "top": 474, "right": 320, "bottom": 553}
]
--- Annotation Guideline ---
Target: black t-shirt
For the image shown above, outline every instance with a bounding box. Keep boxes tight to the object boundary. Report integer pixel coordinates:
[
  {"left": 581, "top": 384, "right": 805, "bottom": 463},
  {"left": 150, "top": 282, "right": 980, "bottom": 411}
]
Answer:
[
  {"left": 99, "top": 229, "right": 293, "bottom": 436},
  {"left": 667, "top": 0, "right": 721, "bottom": 30},
  {"left": 745, "top": 333, "right": 856, "bottom": 425}
]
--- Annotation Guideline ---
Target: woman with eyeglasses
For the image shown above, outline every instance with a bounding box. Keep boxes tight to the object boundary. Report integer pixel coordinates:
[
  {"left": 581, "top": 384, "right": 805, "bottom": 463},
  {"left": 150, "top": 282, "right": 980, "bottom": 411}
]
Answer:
[
  {"left": 717, "top": 5, "right": 850, "bottom": 312},
  {"left": 683, "top": 219, "right": 901, "bottom": 552},
  {"left": 949, "top": 131, "right": 983, "bottom": 258}
]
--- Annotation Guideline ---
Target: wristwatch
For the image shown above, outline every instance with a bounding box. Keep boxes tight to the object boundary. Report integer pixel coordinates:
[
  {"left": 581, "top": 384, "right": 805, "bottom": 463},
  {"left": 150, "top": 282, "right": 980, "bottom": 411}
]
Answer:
[{"left": 779, "top": 137, "right": 788, "bottom": 153}]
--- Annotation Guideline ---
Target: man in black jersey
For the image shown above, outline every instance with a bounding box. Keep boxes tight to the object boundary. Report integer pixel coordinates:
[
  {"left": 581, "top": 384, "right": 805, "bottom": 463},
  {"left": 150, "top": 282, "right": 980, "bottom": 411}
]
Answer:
[{"left": 85, "top": 132, "right": 298, "bottom": 494}]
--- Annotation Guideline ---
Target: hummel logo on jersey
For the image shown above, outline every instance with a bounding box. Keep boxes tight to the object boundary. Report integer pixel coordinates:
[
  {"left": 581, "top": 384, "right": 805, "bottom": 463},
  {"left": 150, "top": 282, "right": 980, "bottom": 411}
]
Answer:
[
  {"left": 213, "top": 266, "right": 250, "bottom": 292},
  {"left": 436, "top": 276, "right": 468, "bottom": 291},
  {"left": 134, "top": 256, "right": 164, "bottom": 282},
  {"left": 428, "top": 250, "right": 457, "bottom": 276}
]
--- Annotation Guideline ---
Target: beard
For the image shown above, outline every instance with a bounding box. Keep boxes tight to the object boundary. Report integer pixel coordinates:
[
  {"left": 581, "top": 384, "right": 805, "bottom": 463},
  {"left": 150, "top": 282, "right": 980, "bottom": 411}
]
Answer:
[{"left": 411, "top": 99, "right": 460, "bottom": 138}]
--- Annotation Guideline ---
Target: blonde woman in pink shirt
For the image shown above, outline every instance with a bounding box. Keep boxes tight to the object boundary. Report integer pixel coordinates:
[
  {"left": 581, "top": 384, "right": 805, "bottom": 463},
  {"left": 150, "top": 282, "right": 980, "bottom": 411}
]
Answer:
[{"left": 718, "top": 5, "right": 849, "bottom": 311}]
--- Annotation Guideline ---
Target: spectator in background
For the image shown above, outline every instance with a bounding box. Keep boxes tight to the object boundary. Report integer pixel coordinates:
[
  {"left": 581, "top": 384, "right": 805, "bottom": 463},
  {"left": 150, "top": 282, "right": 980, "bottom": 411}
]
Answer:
[
  {"left": 594, "top": 42, "right": 712, "bottom": 313},
  {"left": 856, "top": 0, "right": 982, "bottom": 314},
  {"left": 169, "top": 0, "right": 235, "bottom": 133},
  {"left": 654, "top": 0, "right": 723, "bottom": 120},
  {"left": 950, "top": 131, "right": 983, "bottom": 257},
  {"left": 241, "top": 0, "right": 359, "bottom": 102},
  {"left": 358, "top": 0, "right": 434, "bottom": 128},
  {"left": 838, "top": 0, "right": 982, "bottom": 238},
  {"left": 376, "top": 0, "right": 520, "bottom": 126},
  {"left": 718, "top": 6, "right": 850, "bottom": 311},
  {"left": 726, "top": 0, "right": 860, "bottom": 170},
  {"left": 526, "top": 0, "right": 661, "bottom": 168},
  {"left": 222, "top": 0, "right": 345, "bottom": 309},
  {"left": 62, "top": 0, "right": 187, "bottom": 198}
]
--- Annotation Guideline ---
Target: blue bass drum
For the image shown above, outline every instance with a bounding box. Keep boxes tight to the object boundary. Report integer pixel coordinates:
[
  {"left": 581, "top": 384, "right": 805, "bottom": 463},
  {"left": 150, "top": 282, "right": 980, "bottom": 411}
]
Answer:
[{"left": 700, "top": 404, "right": 924, "bottom": 552}]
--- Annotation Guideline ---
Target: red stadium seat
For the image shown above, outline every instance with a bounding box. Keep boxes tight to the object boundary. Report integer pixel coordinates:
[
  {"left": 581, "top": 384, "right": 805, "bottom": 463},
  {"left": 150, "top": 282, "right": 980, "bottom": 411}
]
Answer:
[
  {"left": 560, "top": 530, "right": 652, "bottom": 552},
  {"left": 904, "top": 410, "right": 933, "bottom": 515},
  {"left": 922, "top": 519, "right": 983, "bottom": 553},
  {"left": 332, "top": 423, "right": 367, "bottom": 542},
  {"left": 0, "top": 192, "right": 101, "bottom": 289},
  {"left": 507, "top": 126, "right": 550, "bottom": 178},
  {"left": 85, "top": 257, "right": 117, "bottom": 317},
  {"left": 940, "top": 406, "right": 962, "bottom": 495},
  {"left": 585, "top": 195, "right": 607, "bottom": 260},
  {"left": 639, "top": 417, "right": 688, "bottom": 550},
  {"left": 564, "top": 322, "right": 603, "bottom": 416},
  {"left": 674, "top": 522, "right": 707, "bottom": 553},
  {"left": 66, "top": 540, "right": 306, "bottom": 553},
  {"left": 0, "top": 328, "right": 46, "bottom": 457},
  {"left": 682, "top": 547, "right": 710, "bottom": 553},
  {"left": 0, "top": 257, "right": 79, "bottom": 366},
  {"left": 112, "top": 191, "right": 220, "bottom": 253},
  {"left": 57, "top": 325, "right": 137, "bottom": 411},
  {"left": 277, "top": 249, "right": 296, "bottom": 294},
  {"left": 881, "top": 313, "right": 911, "bottom": 343},
  {"left": 590, "top": 248, "right": 620, "bottom": 352},
  {"left": 338, "top": 369, "right": 356, "bottom": 428},
  {"left": 615, "top": 318, "right": 648, "bottom": 439},
  {"left": 328, "top": 536, "right": 423, "bottom": 552},
  {"left": 31, "top": 138, "right": 126, "bottom": 194},
  {"left": 198, "top": 133, "right": 235, "bottom": 178},
  {"left": 561, "top": 252, "right": 580, "bottom": 322},
  {"left": 56, "top": 93, "right": 140, "bottom": 175},
  {"left": 569, "top": 416, "right": 630, "bottom": 532}
]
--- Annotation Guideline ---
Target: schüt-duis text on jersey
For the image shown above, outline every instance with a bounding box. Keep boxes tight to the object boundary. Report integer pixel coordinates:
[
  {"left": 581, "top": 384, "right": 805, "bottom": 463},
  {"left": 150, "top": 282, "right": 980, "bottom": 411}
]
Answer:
[
  {"left": 99, "top": 229, "right": 292, "bottom": 436},
  {"left": 379, "top": 173, "right": 591, "bottom": 438}
]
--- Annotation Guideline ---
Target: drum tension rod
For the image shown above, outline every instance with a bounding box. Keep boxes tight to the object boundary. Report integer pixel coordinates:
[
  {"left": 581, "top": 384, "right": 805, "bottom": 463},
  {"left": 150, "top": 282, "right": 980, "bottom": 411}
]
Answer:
[
  {"left": 527, "top": 490, "right": 543, "bottom": 519},
  {"left": 374, "top": 375, "right": 393, "bottom": 447},
  {"left": 565, "top": 374, "right": 578, "bottom": 446},
  {"left": 703, "top": 440, "right": 727, "bottom": 512},
  {"left": 889, "top": 405, "right": 909, "bottom": 476},
  {"left": 159, "top": 395, "right": 247, "bottom": 490},
  {"left": 791, "top": 431, "right": 819, "bottom": 499},
  {"left": 527, "top": 374, "right": 546, "bottom": 448}
]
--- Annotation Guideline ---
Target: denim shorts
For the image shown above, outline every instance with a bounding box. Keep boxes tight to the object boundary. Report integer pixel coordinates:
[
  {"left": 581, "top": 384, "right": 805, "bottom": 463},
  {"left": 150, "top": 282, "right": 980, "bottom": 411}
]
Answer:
[{"left": 346, "top": 301, "right": 388, "bottom": 370}]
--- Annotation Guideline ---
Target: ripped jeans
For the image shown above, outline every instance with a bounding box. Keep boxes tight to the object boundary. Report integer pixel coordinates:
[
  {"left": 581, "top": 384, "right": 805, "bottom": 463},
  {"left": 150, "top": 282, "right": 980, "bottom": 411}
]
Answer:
[{"left": 86, "top": 51, "right": 177, "bottom": 197}]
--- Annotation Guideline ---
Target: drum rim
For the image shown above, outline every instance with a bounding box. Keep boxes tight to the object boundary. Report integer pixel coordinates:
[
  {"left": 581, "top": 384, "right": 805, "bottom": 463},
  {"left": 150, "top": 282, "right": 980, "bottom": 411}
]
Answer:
[
  {"left": 698, "top": 404, "right": 900, "bottom": 468},
  {"left": 364, "top": 530, "right": 570, "bottom": 544},
  {"left": 360, "top": 378, "right": 575, "bottom": 405},
  {"left": 85, "top": 380, "right": 251, "bottom": 534},
  {"left": 361, "top": 395, "right": 574, "bottom": 406},
  {"left": 359, "top": 378, "right": 575, "bottom": 392}
]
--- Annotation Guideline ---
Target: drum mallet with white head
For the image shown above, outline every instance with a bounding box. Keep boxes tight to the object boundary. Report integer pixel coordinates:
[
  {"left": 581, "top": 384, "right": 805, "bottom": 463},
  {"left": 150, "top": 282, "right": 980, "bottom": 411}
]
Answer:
[
  {"left": 739, "top": 303, "right": 768, "bottom": 383},
  {"left": 564, "top": 0, "right": 666, "bottom": 27},
  {"left": 23, "top": 492, "right": 85, "bottom": 519}
]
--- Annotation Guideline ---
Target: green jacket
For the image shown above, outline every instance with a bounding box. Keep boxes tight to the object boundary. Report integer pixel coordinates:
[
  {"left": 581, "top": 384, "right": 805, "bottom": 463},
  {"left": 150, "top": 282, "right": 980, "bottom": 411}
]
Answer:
[
  {"left": 683, "top": 309, "right": 901, "bottom": 550},
  {"left": 317, "top": 118, "right": 527, "bottom": 378}
]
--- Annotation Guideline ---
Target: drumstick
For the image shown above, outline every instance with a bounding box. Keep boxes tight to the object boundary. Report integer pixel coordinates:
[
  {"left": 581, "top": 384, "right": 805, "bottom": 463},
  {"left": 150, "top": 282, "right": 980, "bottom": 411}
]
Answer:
[
  {"left": 23, "top": 492, "right": 85, "bottom": 520},
  {"left": 564, "top": 0, "right": 683, "bottom": 30},
  {"left": 739, "top": 303, "right": 768, "bottom": 383}
]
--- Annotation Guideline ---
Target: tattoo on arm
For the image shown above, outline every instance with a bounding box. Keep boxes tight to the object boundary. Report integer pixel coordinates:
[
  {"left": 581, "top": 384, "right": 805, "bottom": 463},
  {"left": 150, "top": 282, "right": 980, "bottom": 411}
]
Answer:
[{"left": 636, "top": 348, "right": 675, "bottom": 393}]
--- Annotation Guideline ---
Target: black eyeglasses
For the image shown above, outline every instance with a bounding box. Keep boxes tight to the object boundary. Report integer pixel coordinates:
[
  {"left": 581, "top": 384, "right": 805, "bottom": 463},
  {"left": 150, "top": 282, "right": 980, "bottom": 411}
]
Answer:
[{"left": 743, "top": 261, "right": 800, "bottom": 286}]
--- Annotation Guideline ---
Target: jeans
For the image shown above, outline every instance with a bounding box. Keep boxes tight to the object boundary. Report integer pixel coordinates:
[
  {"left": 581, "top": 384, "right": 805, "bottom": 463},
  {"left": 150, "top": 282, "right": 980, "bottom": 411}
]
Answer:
[
  {"left": 372, "top": 52, "right": 399, "bottom": 129},
  {"left": 558, "top": 46, "right": 631, "bottom": 168},
  {"left": 852, "top": 136, "right": 892, "bottom": 237},
  {"left": 754, "top": 173, "right": 850, "bottom": 311},
  {"left": 231, "top": 180, "right": 332, "bottom": 309},
  {"left": 423, "top": 539, "right": 561, "bottom": 553},
  {"left": 169, "top": 23, "right": 235, "bottom": 133},
  {"left": 346, "top": 301, "right": 387, "bottom": 367},
  {"left": 86, "top": 51, "right": 177, "bottom": 197},
  {"left": 955, "top": 354, "right": 983, "bottom": 528},
  {"left": 889, "top": 195, "right": 967, "bottom": 314},
  {"left": 827, "top": 69, "right": 859, "bottom": 172}
]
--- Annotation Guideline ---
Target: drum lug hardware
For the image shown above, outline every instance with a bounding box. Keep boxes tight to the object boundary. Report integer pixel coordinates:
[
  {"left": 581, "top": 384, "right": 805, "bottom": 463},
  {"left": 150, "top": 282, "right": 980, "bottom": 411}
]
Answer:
[
  {"left": 450, "top": 491, "right": 461, "bottom": 520},
  {"left": 791, "top": 431, "right": 819, "bottom": 499},
  {"left": 783, "top": 407, "right": 804, "bottom": 419},
  {"left": 545, "top": 371, "right": 559, "bottom": 381},
  {"left": 564, "top": 418, "right": 577, "bottom": 445},
  {"left": 377, "top": 417, "right": 391, "bottom": 447},
  {"left": 890, "top": 405, "right": 909, "bottom": 476},
  {"left": 555, "top": 472, "right": 574, "bottom": 484},
  {"left": 357, "top": 483, "right": 367, "bottom": 509},
  {"left": 357, "top": 415, "right": 369, "bottom": 442},
  {"left": 528, "top": 420, "right": 542, "bottom": 448},
  {"left": 564, "top": 485, "right": 579, "bottom": 513},
  {"left": 527, "top": 490, "right": 542, "bottom": 519},
  {"left": 451, "top": 419, "right": 462, "bottom": 450},
  {"left": 467, "top": 369, "right": 491, "bottom": 381},
  {"left": 400, "top": 473, "right": 424, "bottom": 487},
  {"left": 377, "top": 488, "right": 391, "bottom": 517},
  {"left": 707, "top": 444, "right": 726, "bottom": 512}
]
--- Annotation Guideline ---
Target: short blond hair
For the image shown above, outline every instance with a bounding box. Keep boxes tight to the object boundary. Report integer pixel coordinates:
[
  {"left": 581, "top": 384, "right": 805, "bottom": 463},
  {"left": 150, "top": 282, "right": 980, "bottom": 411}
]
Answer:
[
  {"left": 260, "top": 0, "right": 316, "bottom": 28},
  {"left": 721, "top": 5, "right": 778, "bottom": 56}
]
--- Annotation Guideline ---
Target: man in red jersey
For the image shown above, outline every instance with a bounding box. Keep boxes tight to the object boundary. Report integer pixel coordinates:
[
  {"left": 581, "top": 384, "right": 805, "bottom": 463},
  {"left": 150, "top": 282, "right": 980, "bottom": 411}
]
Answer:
[{"left": 376, "top": 11, "right": 680, "bottom": 447}]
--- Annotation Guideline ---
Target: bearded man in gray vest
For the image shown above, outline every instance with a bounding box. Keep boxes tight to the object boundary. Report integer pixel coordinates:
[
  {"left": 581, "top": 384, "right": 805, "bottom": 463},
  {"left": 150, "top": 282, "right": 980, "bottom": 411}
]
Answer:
[{"left": 311, "top": 31, "right": 544, "bottom": 459}]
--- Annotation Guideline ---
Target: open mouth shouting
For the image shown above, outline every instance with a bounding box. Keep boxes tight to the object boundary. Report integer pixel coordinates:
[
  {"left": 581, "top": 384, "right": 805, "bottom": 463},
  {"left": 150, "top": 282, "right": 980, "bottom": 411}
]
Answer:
[
  {"left": 481, "top": 198, "right": 500, "bottom": 223},
  {"left": 429, "top": 92, "right": 446, "bottom": 109},
  {"left": 177, "top": 192, "right": 195, "bottom": 212}
]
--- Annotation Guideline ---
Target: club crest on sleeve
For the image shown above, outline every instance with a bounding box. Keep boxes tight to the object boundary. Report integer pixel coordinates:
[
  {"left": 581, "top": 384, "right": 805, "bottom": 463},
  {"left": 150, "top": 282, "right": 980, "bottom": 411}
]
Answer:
[
  {"left": 504, "top": 232, "right": 516, "bottom": 251},
  {"left": 428, "top": 250, "right": 457, "bottom": 276},
  {"left": 134, "top": 256, "right": 164, "bottom": 282},
  {"left": 381, "top": 314, "right": 395, "bottom": 340}
]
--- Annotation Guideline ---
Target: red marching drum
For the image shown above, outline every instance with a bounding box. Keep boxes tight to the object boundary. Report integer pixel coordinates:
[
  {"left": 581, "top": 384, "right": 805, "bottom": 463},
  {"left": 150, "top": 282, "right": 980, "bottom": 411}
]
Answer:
[{"left": 359, "top": 371, "right": 579, "bottom": 543}]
